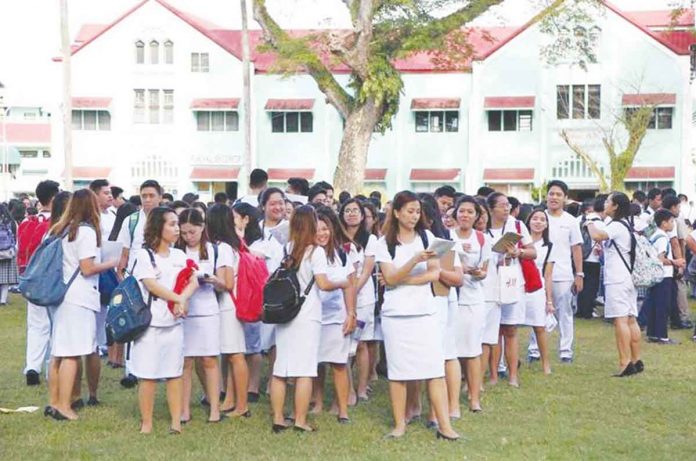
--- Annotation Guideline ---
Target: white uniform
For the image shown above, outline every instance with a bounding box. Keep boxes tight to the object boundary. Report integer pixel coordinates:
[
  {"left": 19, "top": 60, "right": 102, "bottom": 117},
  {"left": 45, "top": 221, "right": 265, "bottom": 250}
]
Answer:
[
  {"left": 451, "top": 229, "right": 491, "bottom": 358},
  {"left": 354, "top": 235, "right": 380, "bottom": 341},
  {"left": 481, "top": 232, "right": 501, "bottom": 345},
  {"left": 182, "top": 242, "right": 221, "bottom": 357},
  {"left": 375, "top": 230, "right": 444, "bottom": 381},
  {"left": 117, "top": 209, "right": 146, "bottom": 270},
  {"left": 318, "top": 248, "right": 354, "bottom": 364},
  {"left": 603, "top": 220, "right": 638, "bottom": 318},
  {"left": 95, "top": 208, "right": 117, "bottom": 351},
  {"left": 217, "top": 242, "right": 246, "bottom": 355},
  {"left": 130, "top": 248, "right": 186, "bottom": 380},
  {"left": 525, "top": 239, "right": 555, "bottom": 327},
  {"left": 273, "top": 245, "right": 327, "bottom": 378},
  {"left": 52, "top": 226, "right": 101, "bottom": 357}
]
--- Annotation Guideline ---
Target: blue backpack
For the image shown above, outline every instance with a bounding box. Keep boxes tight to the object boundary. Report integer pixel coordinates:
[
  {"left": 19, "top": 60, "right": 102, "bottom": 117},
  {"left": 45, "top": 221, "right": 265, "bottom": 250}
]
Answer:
[
  {"left": 18, "top": 227, "right": 81, "bottom": 307},
  {"left": 105, "top": 249, "right": 156, "bottom": 344}
]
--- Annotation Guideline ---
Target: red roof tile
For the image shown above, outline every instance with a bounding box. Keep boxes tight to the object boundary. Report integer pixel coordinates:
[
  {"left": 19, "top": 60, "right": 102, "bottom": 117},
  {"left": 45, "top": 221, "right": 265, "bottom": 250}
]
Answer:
[
  {"left": 265, "top": 99, "right": 314, "bottom": 111},
  {"left": 268, "top": 168, "right": 315, "bottom": 180},
  {"left": 0, "top": 123, "right": 51, "bottom": 144},
  {"left": 484, "top": 96, "right": 535, "bottom": 109},
  {"left": 410, "top": 169, "right": 460, "bottom": 181},
  {"left": 364, "top": 168, "right": 387, "bottom": 181},
  {"left": 626, "top": 166, "right": 675, "bottom": 180},
  {"left": 72, "top": 97, "right": 112, "bottom": 109},
  {"left": 624, "top": 9, "right": 694, "bottom": 29},
  {"left": 622, "top": 93, "right": 676, "bottom": 106},
  {"left": 190, "top": 98, "right": 240, "bottom": 109},
  {"left": 411, "top": 98, "right": 461, "bottom": 110},
  {"left": 483, "top": 168, "right": 535, "bottom": 182},
  {"left": 190, "top": 167, "right": 240, "bottom": 180},
  {"left": 655, "top": 30, "right": 696, "bottom": 54}
]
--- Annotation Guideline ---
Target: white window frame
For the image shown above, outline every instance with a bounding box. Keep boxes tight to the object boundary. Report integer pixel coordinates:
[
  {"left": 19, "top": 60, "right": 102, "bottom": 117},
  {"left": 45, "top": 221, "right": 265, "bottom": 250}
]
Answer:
[
  {"left": 191, "top": 52, "right": 209, "bottom": 72},
  {"left": 195, "top": 110, "right": 239, "bottom": 131},
  {"left": 270, "top": 111, "right": 313, "bottom": 133},
  {"left": 71, "top": 110, "right": 111, "bottom": 131},
  {"left": 164, "top": 40, "right": 174, "bottom": 64},
  {"left": 414, "top": 110, "right": 459, "bottom": 133},
  {"left": 487, "top": 110, "right": 533, "bottom": 132}
]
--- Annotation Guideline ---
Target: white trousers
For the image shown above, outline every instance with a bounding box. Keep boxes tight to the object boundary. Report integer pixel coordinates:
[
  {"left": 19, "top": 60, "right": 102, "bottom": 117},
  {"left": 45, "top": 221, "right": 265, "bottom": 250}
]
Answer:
[
  {"left": 24, "top": 302, "right": 52, "bottom": 374},
  {"left": 95, "top": 304, "right": 107, "bottom": 350},
  {"left": 528, "top": 281, "right": 575, "bottom": 360}
]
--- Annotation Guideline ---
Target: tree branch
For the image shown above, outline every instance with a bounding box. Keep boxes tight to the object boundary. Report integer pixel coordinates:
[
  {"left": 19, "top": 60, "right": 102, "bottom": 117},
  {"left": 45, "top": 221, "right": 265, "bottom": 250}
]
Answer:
[
  {"left": 253, "top": 0, "right": 354, "bottom": 118},
  {"left": 560, "top": 129, "right": 609, "bottom": 191}
]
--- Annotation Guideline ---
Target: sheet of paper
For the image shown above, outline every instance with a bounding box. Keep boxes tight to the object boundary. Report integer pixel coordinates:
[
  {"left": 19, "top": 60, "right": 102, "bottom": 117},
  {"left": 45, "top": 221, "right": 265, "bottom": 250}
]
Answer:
[
  {"left": 101, "top": 241, "right": 123, "bottom": 262},
  {"left": 491, "top": 232, "right": 522, "bottom": 254},
  {"left": 427, "top": 237, "right": 456, "bottom": 259},
  {"left": 269, "top": 221, "right": 290, "bottom": 246},
  {"left": 432, "top": 250, "right": 454, "bottom": 297},
  {"left": 285, "top": 193, "right": 308, "bottom": 204}
]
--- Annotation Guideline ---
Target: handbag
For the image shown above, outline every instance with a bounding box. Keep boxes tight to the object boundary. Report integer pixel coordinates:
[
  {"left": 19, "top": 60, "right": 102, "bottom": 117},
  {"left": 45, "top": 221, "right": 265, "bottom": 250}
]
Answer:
[
  {"left": 498, "top": 260, "right": 521, "bottom": 305},
  {"left": 514, "top": 221, "right": 542, "bottom": 293}
]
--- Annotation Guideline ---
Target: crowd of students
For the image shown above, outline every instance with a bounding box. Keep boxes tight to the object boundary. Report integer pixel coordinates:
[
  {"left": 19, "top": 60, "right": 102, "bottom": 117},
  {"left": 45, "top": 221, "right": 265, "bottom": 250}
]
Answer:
[{"left": 3, "top": 168, "right": 695, "bottom": 439}]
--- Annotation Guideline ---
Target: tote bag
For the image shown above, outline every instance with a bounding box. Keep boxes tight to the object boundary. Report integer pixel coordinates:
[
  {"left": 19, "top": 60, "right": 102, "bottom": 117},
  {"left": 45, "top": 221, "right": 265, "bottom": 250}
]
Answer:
[{"left": 498, "top": 261, "right": 521, "bottom": 305}]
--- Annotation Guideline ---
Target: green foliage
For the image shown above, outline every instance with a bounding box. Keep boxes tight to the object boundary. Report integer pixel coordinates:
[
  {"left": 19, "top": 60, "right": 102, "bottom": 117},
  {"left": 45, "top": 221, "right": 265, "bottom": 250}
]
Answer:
[
  {"left": 350, "top": 55, "right": 404, "bottom": 132},
  {"left": 531, "top": 182, "right": 549, "bottom": 203}
]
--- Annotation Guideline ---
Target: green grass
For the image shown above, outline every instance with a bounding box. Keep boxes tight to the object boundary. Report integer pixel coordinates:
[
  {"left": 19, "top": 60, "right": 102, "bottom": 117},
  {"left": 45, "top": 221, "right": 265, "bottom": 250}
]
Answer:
[{"left": 1, "top": 294, "right": 695, "bottom": 460}]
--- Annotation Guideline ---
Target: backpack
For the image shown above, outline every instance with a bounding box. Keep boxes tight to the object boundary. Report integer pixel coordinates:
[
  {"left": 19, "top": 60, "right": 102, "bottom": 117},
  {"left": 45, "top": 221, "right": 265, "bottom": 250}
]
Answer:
[
  {"left": 17, "top": 214, "right": 50, "bottom": 273},
  {"left": 611, "top": 220, "right": 664, "bottom": 288},
  {"left": 105, "top": 249, "right": 156, "bottom": 344},
  {"left": 0, "top": 219, "right": 15, "bottom": 251},
  {"left": 579, "top": 216, "right": 594, "bottom": 260},
  {"left": 18, "top": 226, "right": 82, "bottom": 306},
  {"left": 233, "top": 242, "right": 270, "bottom": 323},
  {"left": 262, "top": 248, "right": 315, "bottom": 324},
  {"left": 127, "top": 212, "right": 140, "bottom": 246}
]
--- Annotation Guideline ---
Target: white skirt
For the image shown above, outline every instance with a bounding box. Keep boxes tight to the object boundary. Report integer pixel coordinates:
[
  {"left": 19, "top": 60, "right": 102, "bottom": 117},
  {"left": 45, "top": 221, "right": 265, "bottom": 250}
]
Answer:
[
  {"left": 130, "top": 324, "right": 184, "bottom": 380},
  {"left": 500, "top": 298, "right": 525, "bottom": 326},
  {"left": 482, "top": 302, "right": 501, "bottom": 345},
  {"left": 524, "top": 289, "right": 546, "bottom": 327},
  {"left": 356, "top": 303, "right": 379, "bottom": 341},
  {"left": 442, "top": 298, "right": 458, "bottom": 361},
  {"left": 318, "top": 323, "right": 350, "bottom": 364},
  {"left": 274, "top": 317, "right": 321, "bottom": 378},
  {"left": 453, "top": 302, "right": 486, "bottom": 358},
  {"left": 183, "top": 314, "right": 221, "bottom": 357},
  {"left": 219, "top": 294, "right": 246, "bottom": 354},
  {"left": 381, "top": 313, "right": 444, "bottom": 381},
  {"left": 51, "top": 302, "right": 96, "bottom": 357},
  {"left": 605, "top": 281, "right": 638, "bottom": 319}
]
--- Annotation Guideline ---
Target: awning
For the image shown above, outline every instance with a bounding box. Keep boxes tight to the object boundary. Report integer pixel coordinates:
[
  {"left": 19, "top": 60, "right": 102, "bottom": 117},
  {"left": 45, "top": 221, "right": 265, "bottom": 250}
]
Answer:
[
  {"left": 264, "top": 99, "right": 314, "bottom": 111},
  {"left": 410, "top": 98, "right": 461, "bottom": 110},
  {"left": 66, "top": 167, "right": 111, "bottom": 179},
  {"left": 622, "top": 93, "right": 676, "bottom": 106},
  {"left": 625, "top": 166, "right": 675, "bottom": 180},
  {"left": 483, "top": 168, "right": 535, "bottom": 183},
  {"left": 484, "top": 96, "right": 535, "bottom": 109},
  {"left": 364, "top": 168, "right": 387, "bottom": 181},
  {"left": 72, "top": 97, "right": 112, "bottom": 109},
  {"left": 190, "top": 167, "right": 240, "bottom": 181},
  {"left": 190, "top": 98, "right": 240, "bottom": 110},
  {"left": 0, "top": 122, "right": 51, "bottom": 144},
  {"left": 0, "top": 146, "right": 21, "bottom": 165},
  {"left": 267, "top": 168, "right": 315, "bottom": 180},
  {"left": 410, "top": 169, "right": 460, "bottom": 181}
]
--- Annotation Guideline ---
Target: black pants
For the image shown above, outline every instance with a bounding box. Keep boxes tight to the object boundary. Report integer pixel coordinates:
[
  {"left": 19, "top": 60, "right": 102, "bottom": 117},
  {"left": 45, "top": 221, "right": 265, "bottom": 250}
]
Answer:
[
  {"left": 670, "top": 278, "right": 681, "bottom": 326},
  {"left": 643, "top": 277, "right": 672, "bottom": 339},
  {"left": 576, "top": 262, "right": 600, "bottom": 318}
]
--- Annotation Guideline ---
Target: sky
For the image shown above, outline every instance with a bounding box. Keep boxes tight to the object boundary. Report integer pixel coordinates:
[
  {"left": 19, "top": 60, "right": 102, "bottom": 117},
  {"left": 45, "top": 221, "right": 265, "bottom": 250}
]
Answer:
[{"left": 0, "top": 0, "right": 681, "bottom": 106}]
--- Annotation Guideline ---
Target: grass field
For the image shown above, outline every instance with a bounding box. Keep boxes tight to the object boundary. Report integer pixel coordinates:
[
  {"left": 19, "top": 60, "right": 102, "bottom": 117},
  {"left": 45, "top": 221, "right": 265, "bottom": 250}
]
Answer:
[{"left": 1, "top": 294, "right": 695, "bottom": 460}]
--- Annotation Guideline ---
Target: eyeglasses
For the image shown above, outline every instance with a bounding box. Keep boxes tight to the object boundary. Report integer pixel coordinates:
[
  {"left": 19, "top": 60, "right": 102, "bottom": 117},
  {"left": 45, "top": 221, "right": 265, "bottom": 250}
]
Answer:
[
  {"left": 495, "top": 203, "right": 511, "bottom": 209},
  {"left": 343, "top": 209, "right": 361, "bottom": 215}
]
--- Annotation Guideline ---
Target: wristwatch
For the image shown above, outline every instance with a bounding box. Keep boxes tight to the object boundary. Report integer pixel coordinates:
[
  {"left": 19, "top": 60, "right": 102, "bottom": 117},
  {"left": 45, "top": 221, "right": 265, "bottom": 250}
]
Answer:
[{"left": 575, "top": 272, "right": 585, "bottom": 278}]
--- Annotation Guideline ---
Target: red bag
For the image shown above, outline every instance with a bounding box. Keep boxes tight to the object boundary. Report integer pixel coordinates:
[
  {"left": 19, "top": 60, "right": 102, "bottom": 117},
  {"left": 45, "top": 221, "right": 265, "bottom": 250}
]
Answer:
[
  {"left": 515, "top": 221, "right": 542, "bottom": 293},
  {"left": 169, "top": 259, "right": 199, "bottom": 314},
  {"left": 232, "top": 242, "right": 269, "bottom": 322},
  {"left": 17, "top": 214, "right": 50, "bottom": 274}
]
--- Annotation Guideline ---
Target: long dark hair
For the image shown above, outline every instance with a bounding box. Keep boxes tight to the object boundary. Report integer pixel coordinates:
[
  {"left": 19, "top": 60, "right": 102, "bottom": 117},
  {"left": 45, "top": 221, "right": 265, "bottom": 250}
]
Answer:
[
  {"left": 207, "top": 203, "right": 241, "bottom": 251},
  {"left": 109, "top": 202, "right": 137, "bottom": 241},
  {"left": 288, "top": 205, "right": 317, "bottom": 270},
  {"left": 233, "top": 202, "right": 263, "bottom": 245},
  {"left": 176, "top": 208, "right": 210, "bottom": 260},
  {"left": 50, "top": 191, "right": 72, "bottom": 227},
  {"left": 362, "top": 201, "right": 380, "bottom": 236},
  {"left": 610, "top": 192, "right": 631, "bottom": 221},
  {"left": 317, "top": 206, "right": 353, "bottom": 263},
  {"left": 417, "top": 193, "right": 447, "bottom": 239},
  {"left": 382, "top": 191, "right": 428, "bottom": 247},
  {"left": 50, "top": 189, "right": 102, "bottom": 246},
  {"left": 339, "top": 198, "right": 369, "bottom": 250},
  {"left": 525, "top": 208, "right": 551, "bottom": 246},
  {"left": 143, "top": 207, "right": 176, "bottom": 250}
]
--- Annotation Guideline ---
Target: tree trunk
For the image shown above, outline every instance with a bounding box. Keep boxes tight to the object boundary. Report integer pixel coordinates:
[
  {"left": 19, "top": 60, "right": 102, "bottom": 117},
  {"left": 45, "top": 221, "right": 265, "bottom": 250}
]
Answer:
[
  {"left": 333, "top": 100, "right": 380, "bottom": 194},
  {"left": 240, "top": 0, "right": 253, "bottom": 187},
  {"left": 60, "top": 0, "right": 73, "bottom": 191},
  {"left": 609, "top": 155, "right": 631, "bottom": 193}
]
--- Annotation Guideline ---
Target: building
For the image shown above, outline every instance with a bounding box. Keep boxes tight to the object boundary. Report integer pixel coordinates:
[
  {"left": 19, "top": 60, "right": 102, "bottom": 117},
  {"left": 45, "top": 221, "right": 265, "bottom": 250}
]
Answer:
[{"left": 36, "top": 0, "right": 696, "bottom": 201}]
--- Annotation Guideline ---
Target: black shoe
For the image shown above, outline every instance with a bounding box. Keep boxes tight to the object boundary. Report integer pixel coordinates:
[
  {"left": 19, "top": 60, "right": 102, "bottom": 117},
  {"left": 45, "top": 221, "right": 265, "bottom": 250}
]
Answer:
[
  {"left": 526, "top": 356, "right": 540, "bottom": 363},
  {"left": 337, "top": 416, "right": 351, "bottom": 424},
  {"left": 633, "top": 360, "right": 644, "bottom": 373},
  {"left": 272, "top": 423, "right": 289, "bottom": 433},
  {"left": 247, "top": 392, "right": 260, "bottom": 403},
  {"left": 425, "top": 420, "right": 439, "bottom": 430},
  {"left": 613, "top": 363, "right": 637, "bottom": 378},
  {"left": 200, "top": 396, "right": 210, "bottom": 407},
  {"left": 43, "top": 406, "right": 54, "bottom": 417},
  {"left": 86, "top": 397, "right": 100, "bottom": 407},
  {"left": 49, "top": 409, "right": 70, "bottom": 421},
  {"left": 221, "top": 406, "right": 236, "bottom": 414},
  {"left": 26, "top": 370, "right": 40, "bottom": 386},
  {"left": 71, "top": 399, "right": 85, "bottom": 411},
  {"left": 560, "top": 357, "right": 573, "bottom": 364},
  {"left": 436, "top": 431, "right": 459, "bottom": 441},
  {"left": 120, "top": 374, "right": 138, "bottom": 389}
]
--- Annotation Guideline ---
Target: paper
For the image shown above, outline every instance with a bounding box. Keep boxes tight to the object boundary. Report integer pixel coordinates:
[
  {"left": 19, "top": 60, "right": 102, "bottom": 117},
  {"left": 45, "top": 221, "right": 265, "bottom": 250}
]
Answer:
[
  {"left": 101, "top": 241, "right": 123, "bottom": 262},
  {"left": 433, "top": 250, "right": 454, "bottom": 297},
  {"left": 285, "top": 193, "right": 308, "bottom": 205},
  {"left": 545, "top": 313, "right": 558, "bottom": 333},
  {"left": 0, "top": 406, "right": 40, "bottom": 414},
  {"left": 491, "top": 232, "right": 522, "bottom": 254},
  {"left": 426, "top": 237, "right": 456, "bottom": 259},
  {"left": 268, "top": 221, "right": 290, "bottom": 246}
]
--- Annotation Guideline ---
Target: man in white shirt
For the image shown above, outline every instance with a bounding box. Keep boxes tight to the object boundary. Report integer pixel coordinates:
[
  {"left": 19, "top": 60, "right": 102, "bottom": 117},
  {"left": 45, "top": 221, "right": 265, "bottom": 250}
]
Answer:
[
  {"left": 529, "top": 180, "right": 584, "bottom": 363},
  {"left": 237, "top": 168, "right": 268, "bottom": 208},
  {"left": 661, "top": 194, "right": 691, "bottom": 329},
  {"left": 635, "top": 188, "right": 662, "bottom": 232}
]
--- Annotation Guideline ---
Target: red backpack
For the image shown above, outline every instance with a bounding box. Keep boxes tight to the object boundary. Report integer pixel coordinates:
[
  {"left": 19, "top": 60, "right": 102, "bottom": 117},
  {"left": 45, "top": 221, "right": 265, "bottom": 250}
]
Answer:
[
  {"left": 17, "top": 214, "right": 50, "bottom": 274},
  {"left": 232, "top": 242, "right": 270, "bottom": 322}
]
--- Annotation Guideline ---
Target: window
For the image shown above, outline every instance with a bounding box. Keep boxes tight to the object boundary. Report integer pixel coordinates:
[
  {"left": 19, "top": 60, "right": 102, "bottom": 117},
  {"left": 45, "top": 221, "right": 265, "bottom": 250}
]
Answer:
[
  {"left": 557, "top": 84, "right": 600, "bottom": 120},
  {"left": 148, "top": 89, "right": 160, "bottom": 124},
  {"left": 691, "top": 44, "right": 696, "bottom": 79},
  {"left": 43, "top": 150, "right": 51, "bottom": 158},
  {"left": 150, "top": 40, "right": 159, "bottom": 64},
  {"left": 414, "top": 111, "right": 459, "bottom": 133},
  {"left": 270, "top": 112, "right": 313, "bottom": 133},
  {"left": 163, "top": 90, "right": 174, "bottom": 124},
  {"left": 191, "top": 52, "right": 209, "bottom": 72},
  {"left": 71, "top": 110, "right": 111, "bottom": 130},
  {"left": 135, "top": 40, "right": 144, "bottom": 64},
  {"left": 134, "top": 89, "right": 145, "bottom": 123},
  {"left": 19, "top": 150, "right": 38, "bottom": 158},
  {"left": 625, "top": 107, "right": 674, "bottom": 130},
  {"left": 487, "top": 110, "right": 533, "bottom": 132},
  {"left": 164, "top": 40, "right": 173, "bottom": 64},
  {"left": 195, "top": 111, "right": 240, "bottom": 131}
]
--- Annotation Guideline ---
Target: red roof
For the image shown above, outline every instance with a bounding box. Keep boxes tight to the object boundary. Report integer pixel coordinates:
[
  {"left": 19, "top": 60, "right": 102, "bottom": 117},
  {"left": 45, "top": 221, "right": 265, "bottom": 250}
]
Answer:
[
  {"left": 624, "top": 9, "right": 695, "bottom": 29},
  {"left": 265, "top": 99, "right": 314, "bottom": 111},
  {"left": 71, "top": 167, "right": 111, "bottom": 179},
  {"left": 72, "top": 97, "right": 112, "bottom": 109},
  {"left": 410, "top": 169, "right": 460, "bottom": 181},
  {"left": 364, "top": 168, "right": 387, "bottom": 181},
  {"left": 190, "top": 167, "right": 240, "bottom": 181},
  {"left": 483, "top": 168, "right": 535, "bottom": 182},
  {"left": 622, "top": 93, "right": 676, "bottom": 106},
  {"left": 268, "top": 168, "right": 315, "bottom": 180},
  {"left": 655, "top": 30, "right": 696, "bottom": 55},
  {"left": 75, "top": 24, "right": 108, "bottom": 43},
  {"left": 190, "top": 98, "right": 240, "bottom": 109},
  {"left": 411, "top": 98, "right": 461, "bottom": 110},
  {"left": 484, "top": 96, "right": 535, "bottom": 109},
  {"left": 0, "top": 123, "right": 51, "bottom": 144},
  {"left": 626, "top": 166, "right": 675, "bottom": 180}
]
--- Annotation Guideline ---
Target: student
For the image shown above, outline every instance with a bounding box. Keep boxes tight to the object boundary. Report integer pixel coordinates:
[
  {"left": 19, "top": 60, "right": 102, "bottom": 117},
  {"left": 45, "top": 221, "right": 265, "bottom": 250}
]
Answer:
[
  {"left": 176, "top": 209, "right": 224, "bottom": 423},
  {"left": 524, "top": 209, "right": 555, "bottom": 375},
  {"left": 45, "top": 189, "right": 118, "bottom": 421},
  {"left": 433, "top": 186, "right": 456, "bottom": 216},
  {"left": 486, "top": 192, "right": 536, "bottom": 388},
  {"left": 286, "top": 177, "right": 310, "bottom": 197},
  {"left": 312, "top": 207, "right": 357, "bottom": 422},
  {"left": 450, "top": 196, "right": 490, "bottom": 412},
  {"left": 576, "top": 195, "right": 607, "bottom": 319},
  {"left": 0, "top": 204, "right": 18, "bottom": 305},
  {"left": 239, "top": 168, "right": 268, "bottom": 207},
  {"left": 308, "top": 186, "right": 328, "bottom": 206},
  {"left": 270, "top": 205, "right": 348, "bottom": 433},
  {"left": 207, "top": 204, "right": 250, "bottom": 417},
  {"left": 110, "top": 186, "right": 126, "bottom": 210},
  {"left": 585, "top": 192, "right": 643, "bottom": 377},
  {"left": 375, "top": 191, "right": 459, "bottom": 441},
  {"left": 130, "top": 207, "right": 198, "bottom": 433}
]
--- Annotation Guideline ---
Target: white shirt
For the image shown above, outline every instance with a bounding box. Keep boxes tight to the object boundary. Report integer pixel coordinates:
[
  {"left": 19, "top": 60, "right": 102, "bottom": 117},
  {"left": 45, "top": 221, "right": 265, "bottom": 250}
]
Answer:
[
  {"left": 99, "top": 208, "right": 116, "bottom": 240},
  {"left": 603, "top": 220, "right": 633, "bottom": 285},
  {"left": 583, "top": 213, "right": 604, "bottom": 263},
  {"left": 354, "top": 234, "right": 378, "bottom": 308},
  {"left": 215, "top": 242, "right": 239, "bottom": 312},
  {"left": 185, "top": 242, "right": 220, "bottom": 317},
  {"left": 117, "top": 209, "right": 147, "bottom": 270},
  {"left": 487, "top": 217, "right": 532, "bottom": 299},
  {"left": 133, "top": 247, "right": 187, "bottom": 327},
  {"left": 61, "top": 225, "right": 101, "bottom": 312},
  {"left": 450, "top": 228, "right": 490, "bottom": 306},
  {"left": 291, "top": 244, "right": 328, "bottom": 322},
  {"left": 319, "top": 248, "right": 355, "bottom": 325},
  {"left": 547, "top": 211, "right": 583, "bottom": 282},
  {"left": 238, "top": 194, "right": 259, "bottom": 208},
  {"left": 533, "top": 239, "right": 555, "bottom": 290},
  {"left": 650, "top": 229, "right": 673, "bottom": 278}
]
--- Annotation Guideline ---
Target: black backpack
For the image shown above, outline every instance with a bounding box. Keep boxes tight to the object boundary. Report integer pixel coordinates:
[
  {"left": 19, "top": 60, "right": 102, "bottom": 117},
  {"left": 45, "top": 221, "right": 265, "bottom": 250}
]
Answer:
[
  {"left": 579, "top": 216, "right": 594, "bottom": 260},
  {"left": 262, "top": 250, "right": 314, "bottom": 324}
]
